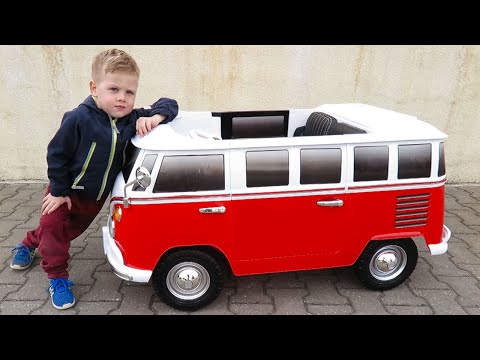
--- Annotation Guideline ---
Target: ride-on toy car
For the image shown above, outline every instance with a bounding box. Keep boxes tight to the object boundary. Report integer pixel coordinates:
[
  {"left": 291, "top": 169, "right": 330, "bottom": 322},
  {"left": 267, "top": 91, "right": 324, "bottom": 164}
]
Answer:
[{"left": 102, "top": 103, "right": 451, "bottom": 311}]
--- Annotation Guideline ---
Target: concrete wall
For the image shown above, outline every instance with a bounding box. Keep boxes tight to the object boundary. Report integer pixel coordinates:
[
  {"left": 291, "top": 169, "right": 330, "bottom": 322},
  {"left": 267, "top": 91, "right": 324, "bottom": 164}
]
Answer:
[{"left": 0, "top": 45, "right": 478, "bottom": 183}]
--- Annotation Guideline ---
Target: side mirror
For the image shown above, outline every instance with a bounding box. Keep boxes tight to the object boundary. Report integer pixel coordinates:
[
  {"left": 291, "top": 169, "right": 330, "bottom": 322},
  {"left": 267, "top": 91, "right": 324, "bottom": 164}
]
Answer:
[
  {"left": 135, "top": 166, "right": 152, "bottom": 188},
  {"left": 123, "top": 166, "right": 152, "bottom": 208}
]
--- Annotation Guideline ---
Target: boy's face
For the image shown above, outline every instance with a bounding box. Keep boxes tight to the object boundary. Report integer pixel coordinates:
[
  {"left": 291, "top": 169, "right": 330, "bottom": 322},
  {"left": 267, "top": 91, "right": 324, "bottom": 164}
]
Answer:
[{"left": 89, "top": 71, "right": 139, "bottom": 119}]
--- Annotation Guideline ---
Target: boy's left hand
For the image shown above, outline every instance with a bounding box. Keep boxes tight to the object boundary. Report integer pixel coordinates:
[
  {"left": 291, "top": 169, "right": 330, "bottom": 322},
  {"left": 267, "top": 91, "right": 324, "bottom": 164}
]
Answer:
[{"left": 136, "top": 114, "right": 166, "bottom": 138}]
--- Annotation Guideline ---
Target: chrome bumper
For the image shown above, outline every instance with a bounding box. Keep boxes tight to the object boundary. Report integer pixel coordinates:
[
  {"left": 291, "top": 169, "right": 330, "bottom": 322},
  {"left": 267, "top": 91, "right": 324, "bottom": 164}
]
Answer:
[{"left": 101, "top": 226, "right": 152, "bottom": 283}]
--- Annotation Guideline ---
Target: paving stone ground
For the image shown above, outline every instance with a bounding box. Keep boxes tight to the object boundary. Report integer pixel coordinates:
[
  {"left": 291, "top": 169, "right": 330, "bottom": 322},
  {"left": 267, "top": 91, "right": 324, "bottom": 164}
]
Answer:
[{"left": 1, "top": 182, "right": 479, "bottom": 315}]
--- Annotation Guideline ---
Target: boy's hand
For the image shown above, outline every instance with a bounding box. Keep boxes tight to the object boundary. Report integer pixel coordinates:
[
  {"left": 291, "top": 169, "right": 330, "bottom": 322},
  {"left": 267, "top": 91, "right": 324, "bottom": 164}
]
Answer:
[
  {"left": 41, "top": 193, "right": 72, "bottom": 215},
  {"left": 136, "top": 114, "right": 166, "bottom": 138}
]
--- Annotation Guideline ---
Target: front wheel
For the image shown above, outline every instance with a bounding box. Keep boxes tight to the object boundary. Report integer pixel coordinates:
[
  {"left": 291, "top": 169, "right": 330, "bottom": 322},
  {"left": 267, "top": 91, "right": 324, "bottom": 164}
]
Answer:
[
  {"left": 152, "top": 250, "right": 224, "bottom": 311},
  {"left": 354, "top": 238, "right": 418, "bottom": 290}
]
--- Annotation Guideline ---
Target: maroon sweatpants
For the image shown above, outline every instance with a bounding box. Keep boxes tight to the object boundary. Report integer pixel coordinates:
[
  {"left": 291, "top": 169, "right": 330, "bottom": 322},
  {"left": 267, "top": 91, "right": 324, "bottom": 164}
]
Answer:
[{"left": 22, "top": 186, "right": 107, "bottom": 279}]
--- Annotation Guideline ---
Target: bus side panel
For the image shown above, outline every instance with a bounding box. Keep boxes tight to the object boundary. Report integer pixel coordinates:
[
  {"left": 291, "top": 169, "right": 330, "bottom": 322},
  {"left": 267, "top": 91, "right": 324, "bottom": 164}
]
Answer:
[
  {"left": 342, "top": 184, "right": 446, "bottom": 264},
  {"left": 230, "top": 192, "right": 345, "bottom": 275},
  {"left": 113, "top": 198, "right": 233, "bottom": 271}
]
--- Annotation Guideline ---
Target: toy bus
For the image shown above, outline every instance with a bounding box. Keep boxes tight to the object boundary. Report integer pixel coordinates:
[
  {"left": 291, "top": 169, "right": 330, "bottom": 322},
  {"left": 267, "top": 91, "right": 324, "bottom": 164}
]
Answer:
[{"left": 102, "top": 103, "right": 451, "bottom": 311}]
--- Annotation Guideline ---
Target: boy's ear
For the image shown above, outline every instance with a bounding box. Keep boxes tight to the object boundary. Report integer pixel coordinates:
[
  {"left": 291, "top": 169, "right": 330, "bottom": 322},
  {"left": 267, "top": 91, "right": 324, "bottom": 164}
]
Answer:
[{"left": 89, "top": 80, "right": 97, "bottom": 96}]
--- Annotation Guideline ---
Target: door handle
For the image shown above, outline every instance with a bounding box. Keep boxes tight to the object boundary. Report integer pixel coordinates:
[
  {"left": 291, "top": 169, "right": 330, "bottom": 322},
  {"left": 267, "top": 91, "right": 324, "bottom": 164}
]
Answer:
[
  {"left": 316, "top": 200, "right": 343, "bottom": 207},
  {"left": 199, "top": 206, "right": 226, "bottom": 214}
]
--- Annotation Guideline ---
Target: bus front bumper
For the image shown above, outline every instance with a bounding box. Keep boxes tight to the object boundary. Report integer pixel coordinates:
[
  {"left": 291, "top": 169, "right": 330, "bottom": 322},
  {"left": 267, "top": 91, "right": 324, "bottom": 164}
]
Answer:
[{"left": 102, "top": 226, "right": 152, "bottom": 283}]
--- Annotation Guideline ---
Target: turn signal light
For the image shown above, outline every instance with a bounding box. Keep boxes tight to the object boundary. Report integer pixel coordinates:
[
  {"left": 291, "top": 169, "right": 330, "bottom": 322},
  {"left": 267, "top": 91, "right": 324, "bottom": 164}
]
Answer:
[{"left": 113, "top": 206, "right": 122, "bottom": 222}]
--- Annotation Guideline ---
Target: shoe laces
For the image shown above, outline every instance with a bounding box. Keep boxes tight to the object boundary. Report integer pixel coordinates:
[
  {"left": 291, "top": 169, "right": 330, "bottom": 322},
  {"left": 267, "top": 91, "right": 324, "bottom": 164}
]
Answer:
[
  {"left": 50, "top": 278, "right": 74, "bottom": 293},
  {"left": 11, "top": 244, "right": 31, "bottom": 260}
]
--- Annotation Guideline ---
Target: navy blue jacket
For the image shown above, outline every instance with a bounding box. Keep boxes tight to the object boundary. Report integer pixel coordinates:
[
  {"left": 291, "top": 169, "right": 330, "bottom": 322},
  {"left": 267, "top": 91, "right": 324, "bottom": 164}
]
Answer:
[{"left": 47, "top": 95, "right": 178, "bottom": 200}]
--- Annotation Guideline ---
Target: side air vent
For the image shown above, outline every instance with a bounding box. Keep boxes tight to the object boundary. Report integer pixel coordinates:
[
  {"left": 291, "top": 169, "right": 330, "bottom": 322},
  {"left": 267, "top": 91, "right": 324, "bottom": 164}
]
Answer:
[{"left": 394, "top": 193, "right": 430, "bottom": 228}]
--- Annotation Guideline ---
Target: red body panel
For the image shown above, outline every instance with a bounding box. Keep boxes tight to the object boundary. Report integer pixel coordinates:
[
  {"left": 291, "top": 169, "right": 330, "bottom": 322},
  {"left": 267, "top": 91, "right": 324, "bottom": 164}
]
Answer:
[
  {"left": 112, "top": 182, "right": 445, "bottom": 276},
  {"left": 114, "top": 199, "right": 232, "bottom": 270}
]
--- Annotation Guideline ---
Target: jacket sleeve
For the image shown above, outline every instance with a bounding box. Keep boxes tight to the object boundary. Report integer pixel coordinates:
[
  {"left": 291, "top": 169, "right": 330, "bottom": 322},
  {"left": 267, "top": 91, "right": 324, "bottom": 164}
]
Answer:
[
  {"left": 150, "top": 97, "right": 179, "bottom": 123},
  {"left": 131, "top": 97, "right": 179, "bottom": 124},
  {"left": 46, "top": 112, "right": 79, "bottom": 197}
]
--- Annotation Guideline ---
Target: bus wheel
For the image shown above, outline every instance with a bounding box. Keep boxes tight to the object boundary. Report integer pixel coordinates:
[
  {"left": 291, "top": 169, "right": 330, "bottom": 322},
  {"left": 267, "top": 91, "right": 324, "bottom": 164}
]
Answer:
[
  {"left": 152, "top": 249, "right": 224, "bottom": 311},
  {"left": 354, "top": 238, "right": 418, "bottom": 290}
]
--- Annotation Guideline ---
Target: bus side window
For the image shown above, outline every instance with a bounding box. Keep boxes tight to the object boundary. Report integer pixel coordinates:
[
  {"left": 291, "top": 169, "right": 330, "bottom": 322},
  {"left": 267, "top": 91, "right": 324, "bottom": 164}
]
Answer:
[
  {"left": 398, "top": 144, "right": 432, "bottom": 179},
  {"left": 354, "top": 146, "right": 389, "bottom": 182},
  {"left": 300, "top": 148, "right": 342, "bottom": 184}
]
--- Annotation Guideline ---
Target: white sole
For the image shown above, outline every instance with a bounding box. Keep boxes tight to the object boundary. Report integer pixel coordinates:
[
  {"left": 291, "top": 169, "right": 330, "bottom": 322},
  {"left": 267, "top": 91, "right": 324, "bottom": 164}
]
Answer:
[
  {"left": 10, "top": 263, "right": 33, "bottom": 270},
  {"left": 51, "top": 298, "right": 76, "bottom": 310}
]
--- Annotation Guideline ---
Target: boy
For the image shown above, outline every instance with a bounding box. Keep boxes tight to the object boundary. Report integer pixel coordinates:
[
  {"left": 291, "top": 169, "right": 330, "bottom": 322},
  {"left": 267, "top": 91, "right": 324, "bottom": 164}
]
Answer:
[{"left": 9, "top": 48, "right": 179, "bottom": 310}]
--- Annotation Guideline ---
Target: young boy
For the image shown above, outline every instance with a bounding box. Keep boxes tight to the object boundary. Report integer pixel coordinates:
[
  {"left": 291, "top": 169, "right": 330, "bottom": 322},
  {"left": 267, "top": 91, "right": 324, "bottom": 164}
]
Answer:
[{"left": 9, "top": 48, "right": 179, "bottom": 310}]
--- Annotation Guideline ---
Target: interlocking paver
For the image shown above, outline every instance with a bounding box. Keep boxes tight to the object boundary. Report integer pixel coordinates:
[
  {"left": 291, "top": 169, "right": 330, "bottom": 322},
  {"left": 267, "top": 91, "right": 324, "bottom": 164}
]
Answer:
[
  {"left": 75, "top": 302, "right": 120, "bottom": 315},
  {"left": 68, "top": 259, "right": 105, "bottom": 286},
  {"left": 448, "top": 209, "right": 480, "bottom": 226},
  {"left": 4, "top": 206, "right": 36, "bottom": 222},
  {"left": 444, "top": 216, "right": 478, "bottom": 234},
  {"left": 191, "top": 288, "right": 235, "bottom": 315},
  {"left": 0, "top": 266, "right": 30, "bottom": 285},
  {"left": 445, "top": 196, "right": 468, "bottom": 210},
  {"left": 437, "top": 276, "right": 480, "bottom": 307},
  {"left": 465, "top": 307, "right": 480, "bottom": 315},
  {"left": 110, "top": 284, "right": 156, "bottom": 315},
  {"left": 301, "top": 272, "right": 350, "bottom": 305},
  {"left": 412, "top": 289, "right": 467, "bottom": 315},
  {"left": 151, "top": 301, "right": 189, "bottom": 315},
  {"left": 307, "top": 304, "right": 353, "bottom": 315},
  {"left": 0, "top": 246, "right": 14, "bottom": 266},
  {"left": 0, "top": 220, "right": 24, "bottom": 238},
  {"left": 447, "top": 187, "right": 478, "bottom": 203},
  {"left": 230, "top": 303, "right": 275, "bottom": 315},
  {"left": 267, "top": 288, "right": 309, "bottom": 315},
  {"left": 447, "top": 242, "right": 480, "bottom": 264},
  {"left": 382, "top": 283, "right": 428, "bottom": 306},
  {"left": 0, "top": 300, "right": 45, "bottom": 315},
  {"left": 72, "top": 237, "right": 105, "bottom": 259},
  {"left": 456, "top": 234, "right": 480, "bottom": 253},
  {"left": 1, "top": 228, "right": 32, "bottom": 247},
  {"left": 266, "top": 272, "right": 305, "bottom": 288},
  {"left": 406, "top": 258, "right": 450, "bottom": 290},
  {"left": 230, "top": 275, "right": 272, "bottom": 304},
  {"left": 0, "top": 284, "right": 21, "bottom": 300},
  {"left": 457, "top": 264, "right": 480, "bottom": 280},
  {"left": 385, "top": 305, "right": 433, "bottom": 315},
  {"left": 422, "top": 253, "right": 470, "bottom": 277},
  {"left": 339, "top": 288, "right": 390, "bottom": 315},
  {"left": 5, "top": 271, "right": 50, "bottom": 301},
  {"left": 80, "top": 272, "right": 123, "bottom": 301}
]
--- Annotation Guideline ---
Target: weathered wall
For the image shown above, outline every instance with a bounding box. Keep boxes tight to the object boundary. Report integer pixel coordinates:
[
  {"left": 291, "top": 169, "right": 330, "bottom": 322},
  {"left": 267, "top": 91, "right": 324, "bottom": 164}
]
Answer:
[{"left": 0, "top": 45, "right": 478, "bottom": 183}]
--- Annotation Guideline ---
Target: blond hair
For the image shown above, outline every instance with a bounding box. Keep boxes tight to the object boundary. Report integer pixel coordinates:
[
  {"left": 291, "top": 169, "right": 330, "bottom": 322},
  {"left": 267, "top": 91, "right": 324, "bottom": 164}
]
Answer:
[{"left": 91, "top": 48, "right": 140, "bottom": 81}]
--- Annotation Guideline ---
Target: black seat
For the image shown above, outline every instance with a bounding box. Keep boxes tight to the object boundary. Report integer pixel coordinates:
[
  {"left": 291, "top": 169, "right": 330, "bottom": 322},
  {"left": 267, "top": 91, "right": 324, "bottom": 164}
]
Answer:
[{"left": 294, "top": 112, "right": 338, "bottom": 136}]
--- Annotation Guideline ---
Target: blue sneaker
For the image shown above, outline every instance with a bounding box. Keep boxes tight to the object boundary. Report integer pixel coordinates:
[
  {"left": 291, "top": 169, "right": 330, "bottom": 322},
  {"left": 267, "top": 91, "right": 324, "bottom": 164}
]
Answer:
[
  {"left": 48, "top": 278, "right": 75, "bottom": 310},
  {"left": 10, "top": 244, "right": 36, "bottom": 270}
]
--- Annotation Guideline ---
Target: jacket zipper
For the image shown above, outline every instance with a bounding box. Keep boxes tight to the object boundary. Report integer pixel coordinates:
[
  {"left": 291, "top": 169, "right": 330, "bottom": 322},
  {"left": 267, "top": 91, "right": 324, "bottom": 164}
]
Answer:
[
  {"left": 97, "top": 117, "right": 119, "bottom": 200},
  {"left": 71, "top": 142, "right": 97, "bottom": 189}
]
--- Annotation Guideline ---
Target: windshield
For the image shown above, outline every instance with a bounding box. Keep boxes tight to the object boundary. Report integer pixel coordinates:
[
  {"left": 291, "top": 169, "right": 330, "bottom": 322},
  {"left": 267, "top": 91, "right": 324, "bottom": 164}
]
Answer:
[{"left": 122, "top": 141, "right": 141, "bottom": 183}]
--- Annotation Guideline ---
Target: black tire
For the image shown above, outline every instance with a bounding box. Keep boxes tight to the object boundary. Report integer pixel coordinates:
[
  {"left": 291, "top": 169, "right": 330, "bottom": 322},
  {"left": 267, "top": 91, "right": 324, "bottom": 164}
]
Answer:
[
  {"left": 353, "top": 238, "right": 418, "bottom": 290},
  {"left": 152, "top": 249, "right": 224, "bottom": 311}
]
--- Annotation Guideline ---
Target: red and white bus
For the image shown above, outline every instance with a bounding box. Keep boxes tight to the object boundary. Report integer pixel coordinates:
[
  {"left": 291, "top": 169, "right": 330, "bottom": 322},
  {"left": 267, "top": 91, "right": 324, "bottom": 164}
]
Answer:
[{"left": 102, "top": 103, "right": 451, "bottom": 311}]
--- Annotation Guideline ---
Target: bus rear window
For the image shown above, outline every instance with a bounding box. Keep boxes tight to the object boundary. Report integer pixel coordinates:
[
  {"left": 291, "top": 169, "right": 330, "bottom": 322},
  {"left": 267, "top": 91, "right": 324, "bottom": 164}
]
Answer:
[{"left": 438, "top": 142, "right": 446, "bottom": 177}]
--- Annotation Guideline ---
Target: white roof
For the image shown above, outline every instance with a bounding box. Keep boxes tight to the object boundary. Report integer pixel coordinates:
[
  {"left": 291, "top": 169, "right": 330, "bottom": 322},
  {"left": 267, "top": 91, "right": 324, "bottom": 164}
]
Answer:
[
  {"left": 315, "top": 103, "right": 446, "bottom": 139},
  {"left": 133, "top": 103, "right": 447, "bottom": 151}
]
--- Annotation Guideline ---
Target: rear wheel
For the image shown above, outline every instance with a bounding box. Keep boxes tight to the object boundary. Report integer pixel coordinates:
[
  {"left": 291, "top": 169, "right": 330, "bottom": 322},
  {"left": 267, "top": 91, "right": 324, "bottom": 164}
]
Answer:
[
  {"left": 152, "top": 249, "right": 224, "bottom": 311},
  {"left": 354, "top": 238, "right": 418, "bottom": 290}
]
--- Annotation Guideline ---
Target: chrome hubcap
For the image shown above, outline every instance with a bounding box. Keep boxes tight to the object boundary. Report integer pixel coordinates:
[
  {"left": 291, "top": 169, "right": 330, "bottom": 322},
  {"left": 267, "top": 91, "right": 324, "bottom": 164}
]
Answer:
[
  {"left": 369, "top": 245, "right": 407, "bottom": 281},
  {"left": 166, "top": 262, "right": 210, "bottom": 300}
]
